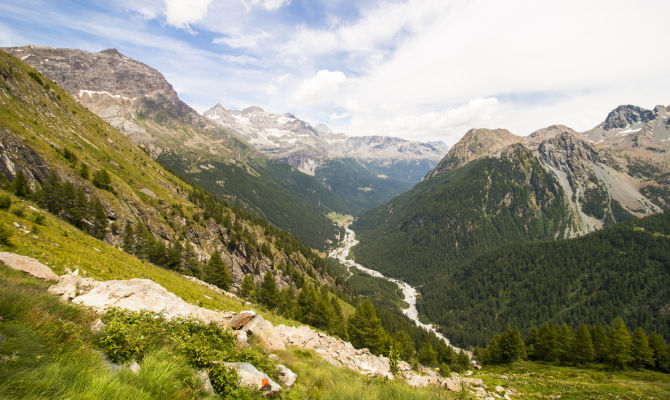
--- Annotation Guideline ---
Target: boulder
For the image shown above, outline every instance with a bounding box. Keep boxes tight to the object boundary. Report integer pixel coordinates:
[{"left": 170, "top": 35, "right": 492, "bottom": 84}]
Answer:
[
  {"left": 230, "top": 310, "right": 256, "bottom": 329},
  {"left": 90, "top": 318, "right": 105, "bottom": 333},
  {"left": 129, "top": 361, "right": 141, "bottom": 374},
  {"left": 244, "top": 316, "right": 285, "bottom": 351},
  {"left": 196, "top": 369, "right": 215, "bottom": 395},
  {"left": 276, "top": 364, "right": 297, "bottom": 388},
  {"left": 495, "top": 385, "right": 505, "bottom": 393},
  {"left": 233, "top": 330, "right": 248, "bottom": 347},
  {"left": 443, "top": 373, "right": 462, "bottom": 392},
  {"left": 223, "top": 362, "right": 281, "bottom": 396},
  {"left": 0, "top": 252, "right": 59, "bottom": 281}
]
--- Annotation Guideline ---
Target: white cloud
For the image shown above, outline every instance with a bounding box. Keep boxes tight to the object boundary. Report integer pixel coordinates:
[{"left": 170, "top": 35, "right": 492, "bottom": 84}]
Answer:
[
  {"left": 329, "top": 112, "right": 350, "bottom": 120},
  {"left": 244, "top": 0, "right": 290, "bottom": 12},
  {"left": 213, "top": 32, "right": 270, "bottom": 49},
  {"left": 292, "top": 70, "right": 347, "bottom": 104},
  {"left": 164, "top": 0, "right": 212, "bottom": 31}
]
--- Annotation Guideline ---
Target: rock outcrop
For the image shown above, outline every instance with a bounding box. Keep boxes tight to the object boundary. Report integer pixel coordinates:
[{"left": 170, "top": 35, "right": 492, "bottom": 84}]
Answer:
[
  {"left": 223, "top": 362, "right": 282, "bottom": 396},
  {"left": 0, "top": 252, "right": 59, "bottom": 281}
]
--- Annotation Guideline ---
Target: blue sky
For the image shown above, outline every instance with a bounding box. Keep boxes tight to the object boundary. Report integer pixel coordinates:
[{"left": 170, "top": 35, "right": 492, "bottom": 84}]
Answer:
[{"left": 1, "top": 0, "right": 669, "bottom": 144}]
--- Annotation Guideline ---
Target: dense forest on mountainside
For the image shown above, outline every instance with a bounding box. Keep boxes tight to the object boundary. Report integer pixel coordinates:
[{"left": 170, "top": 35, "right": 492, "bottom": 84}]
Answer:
[
  {"left": 315, "top": 158, "right": 436, "bottom": 215},
  {"left": 353, "top": 145, "right": 572, "bottom": 285},
  {"left": 419, "top": 211, "right": 670, "bottom": 348}
]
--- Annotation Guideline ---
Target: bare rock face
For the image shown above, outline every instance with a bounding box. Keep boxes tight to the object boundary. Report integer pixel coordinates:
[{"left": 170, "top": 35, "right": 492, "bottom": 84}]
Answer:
[
  {"left": 602, "top": 105, "right": 655, "bottom": 131},
  {"left": 243, "top": 315, "right": 286, "bottom": 351},
  {"left": 0, "top": 252, "right": 59, "bottom": 281},
  {"left": 48, "top": 273, "right": 234, "bottom": 325},
  {"left": 222, "top": 362, "right": 282, "bottom": 396}
]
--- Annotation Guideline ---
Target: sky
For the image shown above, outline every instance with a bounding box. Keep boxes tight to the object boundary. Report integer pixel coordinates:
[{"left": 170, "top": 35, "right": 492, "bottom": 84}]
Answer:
[{"left": 1, "top": 0, "right": 669, "bottom": 145}]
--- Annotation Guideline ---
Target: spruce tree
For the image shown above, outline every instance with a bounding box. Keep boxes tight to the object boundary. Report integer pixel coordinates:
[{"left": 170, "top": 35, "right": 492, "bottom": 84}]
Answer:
[
  {"left": 631, "top": 327, "right": 654, "bottom": 369},
  {"left": 122, "top": 221, "right": 134, "bottom": 253},
  {"left": 278, "top": 286, "right": 297, "bottom": 319},
  {"left": 238, "top": 275, "right": 256, "bottom": 301},
  {"left": 418, "top": 342, "right": 438, "bottom": 367},
  {"left": 607, "top": 317, "right": 632, "bottom": 370},
  {"left": 90, "top": 197, "right": 107, "bottom": 238},
  {"left": 494, "top": 325, "right": 526, "bottom": 363},
  {"left": 393, "top": 330, "right": 415, "bottom": 361},
  {"left": 556, "top": 323, "right": 575, "bottom": 363},
  {"left": 535, "top": 323, "right": 557, "bottom": 362},
  {"left": 204, "top": 251, "right": 232, "bottom": 290},
  {"left": 573, "top": 325, "right": 595, "bottom": 366},
  {"left": 258, "top": 271, "right": 280, "bottom": 309}
]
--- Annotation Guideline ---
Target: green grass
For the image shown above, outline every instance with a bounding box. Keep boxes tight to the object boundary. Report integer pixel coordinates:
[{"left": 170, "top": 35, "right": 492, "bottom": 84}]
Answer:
[
  {"left": 0, "top": 191, "right": 296, "bottom": 327},
  {"left": 276, "top": 347, "right": 459, "bottom": 400},
  {"left": 478, "top": 361, "right": 670, "bottom": 399}
]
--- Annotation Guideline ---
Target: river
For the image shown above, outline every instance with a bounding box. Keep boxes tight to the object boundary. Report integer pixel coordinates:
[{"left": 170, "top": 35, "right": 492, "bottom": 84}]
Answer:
[{"left": 329, "top": 224, "right": 456, "bottom": 349}]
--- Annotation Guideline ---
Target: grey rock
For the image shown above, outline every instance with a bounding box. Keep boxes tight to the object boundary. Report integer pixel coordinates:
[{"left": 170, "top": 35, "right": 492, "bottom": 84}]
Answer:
[
  {"left": 197, "top": 369, "right": 215, "bottom": 395},
  {"left": 0, "top": 252, "right": 59, "bottom": 281},
  {"left": 223, "top": 362, "right": 281, "bottom": 396},
  {"left": 90, "top": 318, "right": 105, "bottom": 333},
  {"left": 129, "top": 361, "right": 141, "bottom": 374},
  {"left": 276, "top": 364, "right": 297, "bottom": 388},
  {"left": 230, "top": 310, "right": 256, "bottom": 330},
  {"left": 244, "top": 316, "right": 285, "bottom": 351}
]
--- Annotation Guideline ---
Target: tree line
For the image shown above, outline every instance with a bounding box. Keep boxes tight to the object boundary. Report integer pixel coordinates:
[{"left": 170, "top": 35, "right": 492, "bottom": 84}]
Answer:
[{"left": 477, "top": 317, "right": 669, "bottom": 372}]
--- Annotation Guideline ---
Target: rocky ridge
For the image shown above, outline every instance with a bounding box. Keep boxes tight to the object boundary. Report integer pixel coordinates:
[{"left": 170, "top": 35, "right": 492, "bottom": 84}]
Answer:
[
  {"left": 40, "top": 265, "right": 507, "bottom": 397},
  {"left": 204, "top": 103, "right": 448, "bottom": 176}
]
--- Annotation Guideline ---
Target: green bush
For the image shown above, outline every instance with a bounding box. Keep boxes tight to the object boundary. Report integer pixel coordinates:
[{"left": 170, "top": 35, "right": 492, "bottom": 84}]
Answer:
[
  {"left": 208, "top": 364, "right": 240, "bottom": 398},
  {"left": 0, "top": 194, "right": 11, "bottom": 210},
  {"left": 0, "top": 223, "right": 12, "bottom": 246}
]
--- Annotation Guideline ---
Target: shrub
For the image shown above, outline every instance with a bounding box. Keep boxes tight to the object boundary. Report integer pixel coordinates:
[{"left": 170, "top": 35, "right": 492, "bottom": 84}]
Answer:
[
  {"left": 10, "top": 206, "right": 24, "bottom": 218},
  {"left": 0, "top": 195, "right": 11, "bottom": 210},
  {"left": 0, "top": 224, "right": 12, "bottom": 246},
  {"left": 208, "top": 364, "right": 240, "bottom": 398}
]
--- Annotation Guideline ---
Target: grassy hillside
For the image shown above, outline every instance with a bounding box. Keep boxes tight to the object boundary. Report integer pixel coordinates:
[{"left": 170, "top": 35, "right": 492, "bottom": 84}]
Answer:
[
  {"left": 353, "top": 144, "right": 572, "bottom": 285},
  {"left": 419, "top": 210, "right": 670, "bottom": 347},
  {"left": 0, "top": 49, "right": 339, "bottom": 293}
]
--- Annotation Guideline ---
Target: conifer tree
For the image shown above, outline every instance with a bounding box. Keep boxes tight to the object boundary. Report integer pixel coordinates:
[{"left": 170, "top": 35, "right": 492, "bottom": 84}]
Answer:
[
  {"left": 393, "top": 330, "right": 415, "bottom": 361},
  {"left": 90, "top": 197, "right": 107, "bottom": 238},
  {"left": 258, "top": 271, "right": 280, "bottom": 309},
  {"left": 556, "top": 323, "right": 575, "bottom": 363},
  {"left": 238, "top": 275, "right": 256, "bottom": 301},
  {"left": 166, "top": 240, "right": 183, "bottom": 270},
  {"left": 122, "top": 221, "right": 134, "bottom": 253},
  {"left": 204, "top": 251, "right": 232, "bottom": 290},
  {"left": 493, "top": 325, "right": 526, "bottom": 363},
  {"left": 12, "top": 170, "right": 30, "bottom": 197},
  {"left": 631, "top": 327, "right": 654, "bottom": 369},
  {"left": 348, "top": 299, "right": 389, "bottom": 355},
  {"left": 648, "top": 333, "right": 670, "bottom": 372},
  {"left": 418, "top": 342, "right": 438, "bottom": 366},
  {"left": 330, "top": 296, "right": 348, "bottom": 340},
  {"left": 607, "top": 317, "right": 632, "bottom": 369},
  {"left": 590, "top": 325, "right": 609, "bottom": 362},
  {"left": 535, "top": 323, "right": 557, "bottom": 362},
  {"left": 278, "top": 286, "right": 297, "bottom": 319},
  {"left": 92, "top": 168, "right": 112, "bottom": 191},
  {"left": 572, "top": 325, "right": 595, "bottom": 366}
]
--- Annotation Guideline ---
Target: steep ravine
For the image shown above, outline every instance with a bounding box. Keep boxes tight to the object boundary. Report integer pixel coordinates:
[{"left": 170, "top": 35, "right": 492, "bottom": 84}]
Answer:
[{"left": 329, "top": 224, "right": 456, "bottom": 349}]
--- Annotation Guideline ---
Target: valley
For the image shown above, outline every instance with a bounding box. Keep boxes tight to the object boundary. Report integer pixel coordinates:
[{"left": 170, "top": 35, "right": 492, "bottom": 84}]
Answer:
[{"left": 329, "top": 222, "right": 453, "bottom": 348}]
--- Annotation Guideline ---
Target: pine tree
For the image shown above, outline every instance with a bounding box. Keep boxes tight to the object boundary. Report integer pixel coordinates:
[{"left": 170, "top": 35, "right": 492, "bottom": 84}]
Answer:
[
  {"left": 238, "top": 275, "right": 256, "bottom": 301},
  {"left": 393, "top": 330, "right": 415, "bottom": 361},
  {"left": 572, "top": 325, "right": 595, "bottom": 366},
  {"left": 556, "top": 323, "right": 575, "bottom": 363},
  {"left": 89, "top": 197, "right": 107, "bottom": 238},
  {"left": 493, "top": 325, "right": 526, "bottom": 363},
  {"left": 258, "top": 271, "right": 280, "bottom": 309},
  {"left": 166, "top": 240, "right": 183, "bottom": 270},
  {"left": 348, "top": 299, "right": 390, "bottom": 355},
  {"left": 12, "top": 170, "right": 30, "bottom": 197},
  {"left": 591, "top": 325, "right": 609, "bottom": 362},
  {"left": 648, "top": 333, "right": 670, "bottom": 372},
  {"left": 79, "top": 163, "right": 90, "bottom": 180},
  {"left": 122, "top": 221, "right": 135, "bottom": 253},
  {"left": 278, "top": 286, "right": 297, "bottom": 319},
  {"left": 535, "top": 323, "right": 557, "bottom": 362},
  {"left": 92, "top": 168, "right": 112, "bottom": 191},
  {"left": 330, "top": 296, "right": 348, "bottom": 340},
  {"left": 204, "top": 251, "right": 232, "bottom": 290},
  {"left": 607, "top": 317, "right": 632, "bottom": 370},
  {"left": 631, "top": 327, "right": 654, "bottom": 369},
  {"left": 418, "top": 342, "right": 438, "bottom": 367}
]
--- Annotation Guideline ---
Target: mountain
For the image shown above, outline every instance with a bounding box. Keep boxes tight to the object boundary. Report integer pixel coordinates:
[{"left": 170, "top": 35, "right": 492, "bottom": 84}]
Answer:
[
  {"left": 204, "top": 103, "right": 448, "bottom": 213},
  {"left": 0, "top": 49, "right": 337, "bottom": 292},
  {"left": 2, "top": 45, "right": 345, "bottom": 249},
  {"left": 353, "top": 104, "right": 670, "bottom": 347}
]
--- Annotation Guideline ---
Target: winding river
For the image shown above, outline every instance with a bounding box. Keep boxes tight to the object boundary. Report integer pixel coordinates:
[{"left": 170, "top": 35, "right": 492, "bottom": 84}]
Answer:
[{"left": 329, "top": 224, "right": 456, "bottom": 349}]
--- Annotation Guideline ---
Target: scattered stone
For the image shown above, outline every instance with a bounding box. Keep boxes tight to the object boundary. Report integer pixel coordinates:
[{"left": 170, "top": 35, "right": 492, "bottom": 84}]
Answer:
[
  {"left": 465, "top": 370, "right": 473, "bottom": 376},
  {"left": 277, "top": 364, "right": 297, "bottom": 388},
  {"left": 495, "top": 385, "right": 505, "bottom": 393},
  {"left": 230, "top": 310, "right": 256, "bottom": 329},
  {"left": 462, "top": 377, "right": 485, "bottom": 388},
  {"left": 244, "top": 316, "right": 285, "bottom": 351},
  {"left": 0, "top": 252, "right": 59, "bottom": 281},
  {"left": 90, "top": 318, "right": 105, "bottom": 333},
  {"left": 129, "top": 361, "right": 141, "bottom": 374},
  {"left": 196, "top": 369, "right": 215, "bottom": 395},
  {"left": 223, "top": 362, "right": 281, "bottom": 396},
  {"left": 504, "top": 395, "right": 512, "bottom": 400},
  {"left": 268, "top": 354, "right": 280, "bottom": 362}
]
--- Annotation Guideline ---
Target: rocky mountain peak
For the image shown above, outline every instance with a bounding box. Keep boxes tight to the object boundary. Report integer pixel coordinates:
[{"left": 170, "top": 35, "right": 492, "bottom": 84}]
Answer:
[
  {"left": 242, "top": 106, "right": 265, "bottom": 114},
  {"left": 526, "top": 125, "right": 578, "bottom": 147},
  {"left": 427, "top": 128, "right": 523, "bottom": 177},
  {"left": 602, "top": 105, "right": 655, "bottom": 130}
]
